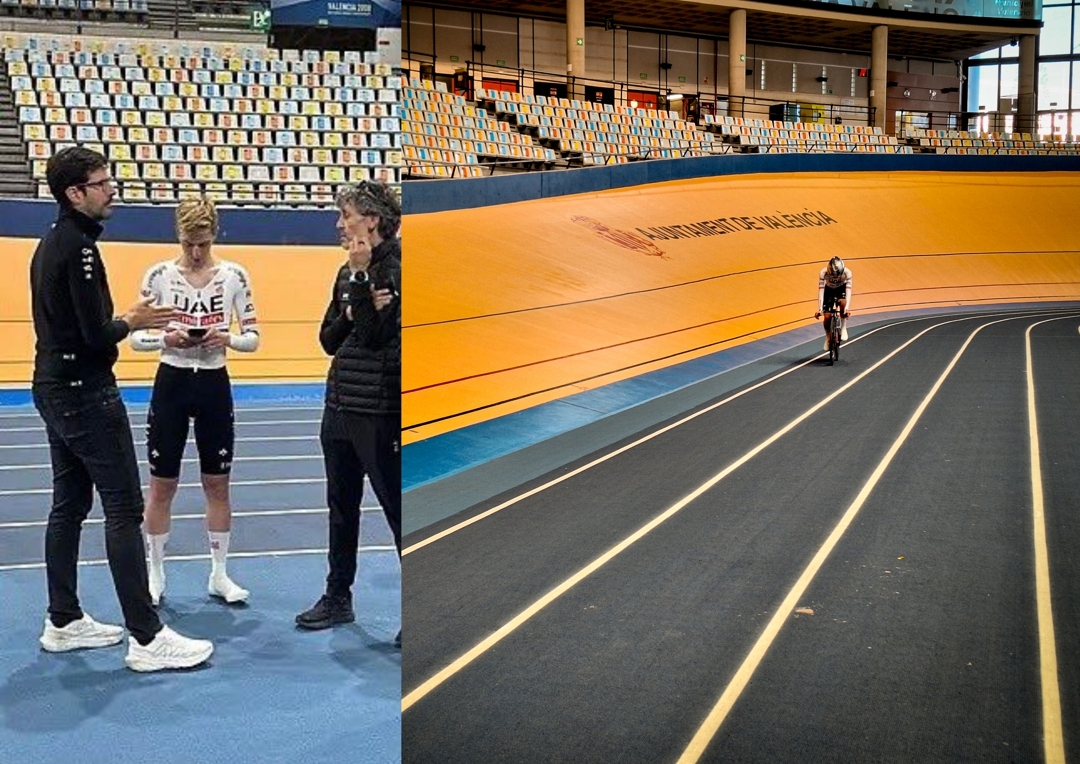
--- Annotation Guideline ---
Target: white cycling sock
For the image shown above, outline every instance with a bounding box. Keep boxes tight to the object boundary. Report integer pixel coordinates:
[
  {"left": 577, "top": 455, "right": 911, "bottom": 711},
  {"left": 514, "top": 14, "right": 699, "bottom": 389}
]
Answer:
[{"left": 209, "top": 531, "right": 230, "bottom": 579}]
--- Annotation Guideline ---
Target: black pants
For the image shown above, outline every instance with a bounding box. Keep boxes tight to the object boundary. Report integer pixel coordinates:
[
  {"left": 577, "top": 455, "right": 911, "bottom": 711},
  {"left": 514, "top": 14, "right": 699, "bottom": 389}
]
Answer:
[
  {"left": 33, "top": 383, "right": 161, "bottom": 644},
  {"left": 321, "top": 406, "right": 401, "bottom": 599}
]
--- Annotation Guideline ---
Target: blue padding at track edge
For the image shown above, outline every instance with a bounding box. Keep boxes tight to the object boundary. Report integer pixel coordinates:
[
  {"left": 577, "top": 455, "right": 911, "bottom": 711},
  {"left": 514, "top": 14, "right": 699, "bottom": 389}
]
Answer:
[{"left": 0, "top": 382, "right": 325, "bottom": 407}]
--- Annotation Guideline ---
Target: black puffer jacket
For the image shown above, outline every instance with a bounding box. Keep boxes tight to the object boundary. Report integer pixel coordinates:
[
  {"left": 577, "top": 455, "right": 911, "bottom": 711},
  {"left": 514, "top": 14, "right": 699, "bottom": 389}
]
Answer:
[{"left": 319, "top": 238, "right": 401, "bottom": 415}]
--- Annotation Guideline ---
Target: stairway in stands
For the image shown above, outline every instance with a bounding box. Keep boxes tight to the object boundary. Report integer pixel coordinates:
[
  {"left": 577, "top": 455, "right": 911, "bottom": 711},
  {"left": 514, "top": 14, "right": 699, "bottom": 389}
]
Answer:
[{"left": 0, "top": 59, "right": 36, "bottom": 199}]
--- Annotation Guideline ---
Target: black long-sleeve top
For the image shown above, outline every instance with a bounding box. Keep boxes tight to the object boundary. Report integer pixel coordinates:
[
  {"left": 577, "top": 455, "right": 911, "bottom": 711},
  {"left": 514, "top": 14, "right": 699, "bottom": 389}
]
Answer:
[
  {"left": 319, "top": 237, "right": 401, "bottom": 415},
  {"left": 31, "top": 208, "right": 130, "bottom": 387}
]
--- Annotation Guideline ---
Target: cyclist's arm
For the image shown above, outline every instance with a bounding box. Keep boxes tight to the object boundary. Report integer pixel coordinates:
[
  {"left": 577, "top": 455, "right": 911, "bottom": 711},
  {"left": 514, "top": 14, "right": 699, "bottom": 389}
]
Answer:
[
  {"left": 817, "top": 271, "right": 826, "bottom": 313},
  {"left": 844, "top": 270, "right": 853, "bottom": 312}
]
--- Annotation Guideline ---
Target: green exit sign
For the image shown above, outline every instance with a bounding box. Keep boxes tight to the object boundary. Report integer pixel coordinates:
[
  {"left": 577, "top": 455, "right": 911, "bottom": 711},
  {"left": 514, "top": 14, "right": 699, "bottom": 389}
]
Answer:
[
  {"left": 678, "top": 76, "right": 686, "bottom": 82},
  {"left": 250, "top": 7, "right": 270, "bottom": 32},
  {"left": 497, "top": 59, "right": 505, "bottom": 66}
]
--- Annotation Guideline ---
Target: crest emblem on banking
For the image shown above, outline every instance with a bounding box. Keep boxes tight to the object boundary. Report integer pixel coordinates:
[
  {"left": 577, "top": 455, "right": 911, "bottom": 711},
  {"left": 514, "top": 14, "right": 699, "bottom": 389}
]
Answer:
[{"left": 572, "top": 216, "right": 668, "bottom": 259}]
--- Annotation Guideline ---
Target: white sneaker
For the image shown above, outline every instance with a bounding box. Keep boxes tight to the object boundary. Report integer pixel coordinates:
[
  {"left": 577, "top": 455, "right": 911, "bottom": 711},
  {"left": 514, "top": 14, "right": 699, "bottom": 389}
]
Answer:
[
  {"left": 823, "top": 338, "right": 830, "bottom": 351},
  {"left": 841, "top": 326, "right": 849, "bottom": 342},
  {"left": 40, "top": 613, "right": 124, "bottom": 652},
  {"left": 148, "top": 563, "right": 165, "bottom": 607},
  {"left": 125, "top": 626, "right": 213, "bottom": 672},
  {"left": 208, "top": 573, "right": 249, "bottom": 604}
]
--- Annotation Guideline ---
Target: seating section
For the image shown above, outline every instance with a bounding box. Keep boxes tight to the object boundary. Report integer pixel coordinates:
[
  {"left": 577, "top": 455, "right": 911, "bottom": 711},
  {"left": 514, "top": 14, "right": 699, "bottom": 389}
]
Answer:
[
  {"left": 4, "top": 34, "right": 402, "bottom": 206},
  {"left": 477, "top": 87, "right": 725, "bottom": 165},
  {"left": 401, "top": 80, "right": 557, "bottom": 178},
  {"left": 902, "top": 128, "right": 1080, "bottom": 155},
  {"left": 701, "top": 114, "right": 912, "bottom": 154},
  {"left": 0, "top": 0, "right": 146, "bottom": 18}
]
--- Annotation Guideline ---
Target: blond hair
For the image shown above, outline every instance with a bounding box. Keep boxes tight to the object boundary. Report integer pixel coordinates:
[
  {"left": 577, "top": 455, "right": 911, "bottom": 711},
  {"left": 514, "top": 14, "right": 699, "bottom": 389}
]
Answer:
[{"left": 175, "top": 196, "right": 219, "bottom": 239}]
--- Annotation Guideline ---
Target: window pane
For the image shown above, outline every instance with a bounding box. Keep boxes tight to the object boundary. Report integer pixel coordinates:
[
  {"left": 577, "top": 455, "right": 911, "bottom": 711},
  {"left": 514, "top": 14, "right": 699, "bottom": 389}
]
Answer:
[
  {"left": 1000, "top": 63, "right": 1018, "bottom": 99},
  {"left": 1038, "top": 61, "right": 1070, "bottom": 110},
  {"left": 973, "top": 47, "right": 1001, "bottom": 60},
  {"left": 1040, "top": 6, "right": 1072, "bottom": 55},
  {"left": 968, "top": 64, "right": 999, "bottom": 111},
  {"left": 1073, "top": 61, "right": 1080, "bottom": 109}
]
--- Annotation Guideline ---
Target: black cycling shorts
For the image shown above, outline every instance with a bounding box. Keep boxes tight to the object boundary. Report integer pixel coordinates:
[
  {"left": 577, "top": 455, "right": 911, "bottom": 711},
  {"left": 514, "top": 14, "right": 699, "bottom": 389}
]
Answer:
[
  {"left": 146, "top": 364, "right": 235, "bottom": 479},
  {"left": 822, "top": 285, "right": 847, "bottom": 312}
]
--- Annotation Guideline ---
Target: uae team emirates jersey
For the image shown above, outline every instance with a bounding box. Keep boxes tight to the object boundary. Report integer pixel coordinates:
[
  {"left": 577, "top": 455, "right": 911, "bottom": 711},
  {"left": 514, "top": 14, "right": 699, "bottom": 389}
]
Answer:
[{"left": 131, "top": 259, "right": 260, "bottom": 370}]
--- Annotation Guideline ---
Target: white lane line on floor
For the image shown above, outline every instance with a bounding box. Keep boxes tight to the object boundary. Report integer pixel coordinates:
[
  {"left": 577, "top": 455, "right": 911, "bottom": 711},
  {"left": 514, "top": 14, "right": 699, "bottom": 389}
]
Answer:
[
  {"left": 0, "top": 419, "right": 320, "bottom": 434},
  {"left": 0, "top": 477, "right": 325, "bottom": 497},
  {"left": 676, "top": 315, "right": 1042, "bottom": 763},
  {"left": 0, "top": 544, "right": 398, "bottom": 572},
  {"left": 0, "top": 405, "right": 325, "bottom": 420},
  {"left": 402, "top": 310, "right": 1035, "bottom": 557},
  {"left": 0, "top": 454, "right": 322, "bottom": 471},
  {"left": 401, "top": 314, "right": 989, "bottom": 711},
  {"left": 1025, "top": 317, "right": 1067, "bottom": 764},
  {"left": 0, "top": 506, "right": 385, "bottom": 530},
  {"left": 0, "top": 435, "right": 318, "bottom": 451}
]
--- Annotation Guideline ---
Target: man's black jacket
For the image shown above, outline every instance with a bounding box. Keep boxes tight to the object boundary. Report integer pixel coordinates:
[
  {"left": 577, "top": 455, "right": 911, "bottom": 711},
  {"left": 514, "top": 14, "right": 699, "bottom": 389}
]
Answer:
[{"left": 30, "top": 208, "right": 129, "bottom": 387}]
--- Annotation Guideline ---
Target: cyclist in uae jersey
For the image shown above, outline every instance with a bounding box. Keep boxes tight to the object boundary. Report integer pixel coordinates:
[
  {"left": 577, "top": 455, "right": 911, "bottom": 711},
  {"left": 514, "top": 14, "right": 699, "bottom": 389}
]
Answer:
[
  {"left": 130, "top": 197, "right": 260, "bottom": 606},
  {"left": 815, "top": 256, "right": 852, "bottom": 351}
]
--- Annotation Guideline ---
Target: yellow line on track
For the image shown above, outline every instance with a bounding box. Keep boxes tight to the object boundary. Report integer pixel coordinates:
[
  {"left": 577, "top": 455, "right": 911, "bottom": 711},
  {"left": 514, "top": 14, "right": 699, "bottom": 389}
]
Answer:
[
  {"left": 1025, "top": 318, "right": 1067, "bottom": 764},
  {"left": 676, "top": 313, "right": 1066, "bottom": 763},
  {"left": 402, "top": 314, "right": 988, "bottom": 712}
]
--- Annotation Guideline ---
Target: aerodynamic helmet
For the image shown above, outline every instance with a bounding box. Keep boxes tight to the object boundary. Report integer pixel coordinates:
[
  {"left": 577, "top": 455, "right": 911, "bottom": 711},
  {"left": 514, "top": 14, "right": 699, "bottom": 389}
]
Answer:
[{"left": 828, "top": 256, "right": 845, "bottom": 276}]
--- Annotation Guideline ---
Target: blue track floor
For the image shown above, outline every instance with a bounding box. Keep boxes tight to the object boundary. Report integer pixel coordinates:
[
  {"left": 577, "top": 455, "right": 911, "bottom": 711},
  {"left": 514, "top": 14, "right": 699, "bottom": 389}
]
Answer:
[{"left": 0, "top": 398, "right": 400, "bottom": 764}]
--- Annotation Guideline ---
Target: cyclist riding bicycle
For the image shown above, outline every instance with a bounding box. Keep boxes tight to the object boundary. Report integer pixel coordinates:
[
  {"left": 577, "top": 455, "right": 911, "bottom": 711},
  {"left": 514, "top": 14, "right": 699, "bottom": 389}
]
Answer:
[{"left": 815, "top": 256, "right": 852, "bottom": 351}]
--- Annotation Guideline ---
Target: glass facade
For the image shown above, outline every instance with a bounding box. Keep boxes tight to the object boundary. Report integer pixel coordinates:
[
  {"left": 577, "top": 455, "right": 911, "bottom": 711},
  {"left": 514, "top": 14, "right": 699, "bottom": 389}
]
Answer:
[
  {"left": 799, "top": 0, "right": 1040, "bottom": 20},
  {"left": 967, "top": 0, "right": 1080, "bottom": 136}
]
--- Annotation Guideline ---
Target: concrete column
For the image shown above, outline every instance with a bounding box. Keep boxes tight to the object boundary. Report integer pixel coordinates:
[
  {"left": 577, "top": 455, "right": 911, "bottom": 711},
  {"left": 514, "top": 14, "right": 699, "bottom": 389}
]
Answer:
[
  {"left": 870, "top": 25, "right": 888, "bottom": 131},
  {"left": 1016, "top": 34, "right": 1037, "bottom": 135},
  {"left": 566, "top": 0, "right": 585, "bottom": 97},
  {"left": 728, "top": 9, "right": 746, "bottom": 119}
]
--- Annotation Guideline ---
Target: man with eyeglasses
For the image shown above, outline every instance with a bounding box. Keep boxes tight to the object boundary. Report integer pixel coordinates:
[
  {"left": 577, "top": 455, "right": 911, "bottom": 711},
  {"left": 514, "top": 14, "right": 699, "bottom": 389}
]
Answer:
[{"left": 30, "top": 146, "right": 214, "bottom": 671}]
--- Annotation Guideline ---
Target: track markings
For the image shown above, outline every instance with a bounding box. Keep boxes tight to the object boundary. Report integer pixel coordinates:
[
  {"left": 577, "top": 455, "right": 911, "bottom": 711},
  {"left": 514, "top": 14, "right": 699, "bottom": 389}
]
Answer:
[
  {"left": 402, "top": 317, "right": 934, "bottom": 557},
  {"left": 1025, "top": 318, "right": 1067, "bottom": 764},
  {"left": 0, "top": 544, "right": 398, "bottom": 572},
  {"left": 0, "top": 477, "right": 325, "bottom": 497},
  {"left": 0, "top": 454, "right": 322, "bottom": 471},
  {"left": 676, "top": 315, "right": 1031, "bottom": 763},
  {"left": 401, "top": 315, "right": 991, "bottom": 711},
  {"left": 0, "top": 506, "right": 385, "bottom": 531},
  {"left": 0, "top": 419, "right": 320, "bottom": 434},
  {"left": 0, "top": 435, "right": 318, "bottom": 450}
]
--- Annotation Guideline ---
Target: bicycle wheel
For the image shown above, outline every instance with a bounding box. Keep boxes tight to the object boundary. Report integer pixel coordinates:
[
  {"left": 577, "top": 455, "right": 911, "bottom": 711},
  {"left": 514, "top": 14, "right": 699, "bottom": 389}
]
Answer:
[{"left": 829, "top": 313, "right": 840, "bottom": 364}]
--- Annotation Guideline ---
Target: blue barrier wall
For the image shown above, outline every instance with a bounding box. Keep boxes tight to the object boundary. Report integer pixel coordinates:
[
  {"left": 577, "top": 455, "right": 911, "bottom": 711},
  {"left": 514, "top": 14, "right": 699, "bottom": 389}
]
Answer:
[
  {"left": 0, "top": 199, "right": 339, "bottom": 245},
  {"left": 402, "top": 153, "right": 1080, "bottom": 215}
]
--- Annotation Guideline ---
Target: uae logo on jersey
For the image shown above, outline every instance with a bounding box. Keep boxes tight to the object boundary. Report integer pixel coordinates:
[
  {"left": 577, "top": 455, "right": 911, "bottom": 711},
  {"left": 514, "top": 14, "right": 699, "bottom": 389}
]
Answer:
[{"left": 572, "top": 216, "right": 668, "bottom": 259}]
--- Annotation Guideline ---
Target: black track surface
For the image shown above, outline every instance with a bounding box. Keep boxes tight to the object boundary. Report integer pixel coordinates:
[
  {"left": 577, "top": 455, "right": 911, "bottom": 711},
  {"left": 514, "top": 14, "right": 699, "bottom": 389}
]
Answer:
[{"left": 402, "top": 307, "right": 1080, "bottom": 764}]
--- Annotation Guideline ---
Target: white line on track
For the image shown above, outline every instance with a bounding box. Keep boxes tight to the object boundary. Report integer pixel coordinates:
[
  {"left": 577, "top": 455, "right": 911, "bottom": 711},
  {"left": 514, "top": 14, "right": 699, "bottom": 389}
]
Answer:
[
  {"left": 676, "top": 313, "right": 1059, "bottom": 763},
  {"left": 0, "top": 454, "right": 322, "bottom": 471},
  {"left": 0, "top": 506, "right": 384, "bottom": 530},
  {"left": 1025, "top": 317, "right": 1068, "bottom": 764},
  {"left": 0, "top": 435, "right": 317, "bottom": 450},
  {"left": 0, "top": 405, "right": 325, "bottom": 420},
  {"left": 0, "top": 419, "right": 319, "bottom": 434},
  {"left": 0, "top": 477, "right": 325, "bottom": 497},
  {"left": 0, "top": 544, "right": 398, "bottom": 572},
  {"left": 401, "top": 309, "right": 1072, "bottom": 712}
]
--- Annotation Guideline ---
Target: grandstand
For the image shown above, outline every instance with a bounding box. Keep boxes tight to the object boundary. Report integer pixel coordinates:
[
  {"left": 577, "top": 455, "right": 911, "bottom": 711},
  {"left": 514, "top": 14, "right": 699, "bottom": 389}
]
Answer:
[
  {"left": 0, "top": 32, "right": 401, "bottom": 204},
  {"left": 400, "top": 0, "right": 1080, "bottom": 176}
]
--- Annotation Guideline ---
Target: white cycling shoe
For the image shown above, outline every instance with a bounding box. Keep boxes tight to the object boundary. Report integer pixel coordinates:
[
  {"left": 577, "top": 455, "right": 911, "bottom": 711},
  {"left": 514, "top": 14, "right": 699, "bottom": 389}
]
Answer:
[{"left": 209, "top": 573, "right": 249, "bottom": 604}]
